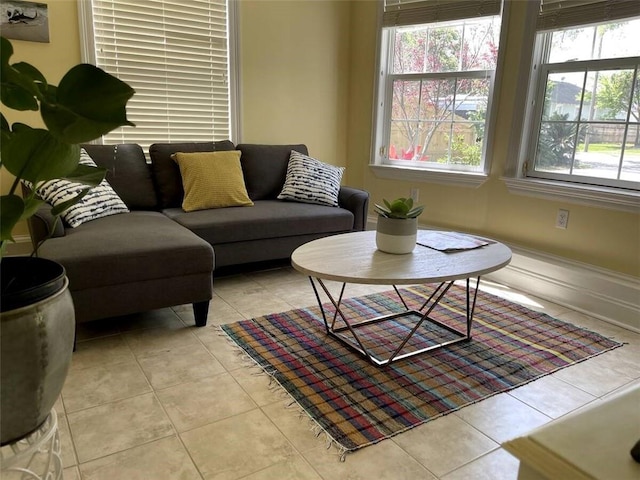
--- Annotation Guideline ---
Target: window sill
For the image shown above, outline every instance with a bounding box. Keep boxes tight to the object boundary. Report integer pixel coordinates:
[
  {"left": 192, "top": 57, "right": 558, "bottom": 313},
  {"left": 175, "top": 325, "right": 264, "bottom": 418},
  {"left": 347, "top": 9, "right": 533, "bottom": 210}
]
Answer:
[
  {"left": 502, "top": 177, "right": 640, "bottom": 213},
  {"left": 370, "top": 164, "right": 488, "bottom": 188}
]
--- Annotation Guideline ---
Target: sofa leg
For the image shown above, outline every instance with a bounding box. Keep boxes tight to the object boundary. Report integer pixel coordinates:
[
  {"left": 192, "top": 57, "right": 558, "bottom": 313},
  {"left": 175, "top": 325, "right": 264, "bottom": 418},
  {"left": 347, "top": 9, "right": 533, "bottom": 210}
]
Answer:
[{"left": 193, "top": 301, "right": 209, "bottom": 327}]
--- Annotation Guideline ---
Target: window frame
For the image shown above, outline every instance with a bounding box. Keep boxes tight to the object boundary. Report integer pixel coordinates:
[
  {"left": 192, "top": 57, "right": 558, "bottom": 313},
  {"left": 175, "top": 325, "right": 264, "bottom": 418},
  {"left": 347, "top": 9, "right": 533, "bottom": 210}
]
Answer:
[
  {"left": 503, "top": 2, "right": 640, "bottom": 213},
  {"left": 77, "top": 0, "right": 241, "bottom": 149},
  {"left": 370, "top": 1, "right": 509, "bottom": 188}
]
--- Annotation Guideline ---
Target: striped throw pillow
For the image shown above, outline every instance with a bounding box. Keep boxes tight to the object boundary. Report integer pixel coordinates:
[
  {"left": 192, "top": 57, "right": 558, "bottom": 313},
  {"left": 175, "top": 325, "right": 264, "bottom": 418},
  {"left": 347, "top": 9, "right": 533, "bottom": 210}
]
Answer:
[
  {"left": 277, "top": 151, "right": 344, "bottom": 207},
  {"left": 33, "top": 149, "right": 129, "bottom": 227}
]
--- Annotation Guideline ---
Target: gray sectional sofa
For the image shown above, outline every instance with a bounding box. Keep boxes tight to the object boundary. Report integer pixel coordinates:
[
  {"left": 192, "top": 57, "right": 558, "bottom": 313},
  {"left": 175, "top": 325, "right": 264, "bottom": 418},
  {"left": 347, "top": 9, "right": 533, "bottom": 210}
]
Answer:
[{"left": 28, "top": 142, "right": 369, "bottom": 327}]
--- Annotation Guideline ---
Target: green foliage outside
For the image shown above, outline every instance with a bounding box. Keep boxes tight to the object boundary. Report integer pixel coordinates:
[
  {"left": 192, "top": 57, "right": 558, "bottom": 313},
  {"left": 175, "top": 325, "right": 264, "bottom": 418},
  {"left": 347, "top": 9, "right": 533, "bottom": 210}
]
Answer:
[{"left": 537, "top": 112, "right": 580, "bottom": 168}]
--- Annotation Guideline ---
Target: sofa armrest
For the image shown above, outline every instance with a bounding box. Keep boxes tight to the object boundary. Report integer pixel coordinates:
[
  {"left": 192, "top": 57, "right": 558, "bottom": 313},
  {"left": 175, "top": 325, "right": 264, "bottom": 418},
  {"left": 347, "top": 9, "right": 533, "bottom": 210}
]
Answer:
[
  {"left": 338, "top": 186, "right": 369, "bottom": 231},
  {"left": 27, "top": 204, "right": 65, "bottom": 249}
]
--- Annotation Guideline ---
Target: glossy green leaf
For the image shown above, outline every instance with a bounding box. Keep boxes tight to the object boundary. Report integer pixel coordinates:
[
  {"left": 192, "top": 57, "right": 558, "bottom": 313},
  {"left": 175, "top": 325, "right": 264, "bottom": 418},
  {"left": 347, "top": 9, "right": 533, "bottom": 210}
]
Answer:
[
  {"left": 1, "top": 82, "right": 38, "bottom": 110},
  {"left": 0, "top": 113, "right": 10, "bottom": 151},
  {"left": 1, "top": 36, "right": 13, "bottom": 66},
  {"left": 1, "top": 38, "right": 42, "bottom": 110},
  {"left": 1, "top": 128, "right": 80, "bottom": 183},
  {"left": 12, "top": 61, "right": 47, "bottom": 85},
  {"left": 0, "top": 194, "right": 24, "bottom": 241},
  {"left": 42, "top": 64, "right": 135, "bottom": 143}
]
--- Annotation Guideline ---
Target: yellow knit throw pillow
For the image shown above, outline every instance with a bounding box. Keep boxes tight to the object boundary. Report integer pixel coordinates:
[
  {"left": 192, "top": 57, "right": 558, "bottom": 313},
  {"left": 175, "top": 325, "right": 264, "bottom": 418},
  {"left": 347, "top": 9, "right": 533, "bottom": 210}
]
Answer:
[{"left": 172, "top": 151, "right": 254, "bottom": 212}]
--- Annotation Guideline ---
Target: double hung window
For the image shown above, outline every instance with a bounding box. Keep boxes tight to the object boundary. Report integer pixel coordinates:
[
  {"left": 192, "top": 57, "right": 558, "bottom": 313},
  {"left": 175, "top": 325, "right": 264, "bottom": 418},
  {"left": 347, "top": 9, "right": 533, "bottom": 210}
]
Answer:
[
  {"left": 373, "top": 0, "right": 504, "bottom": 183},
  {"left": 507, "top": 0, "right": 640, "bottom": 210},
  {"left": 526, "top": 4, "right": 640, "bottom": 189},
  {"left": 78, "top": 0, "right": 237, "bottom": 151}
]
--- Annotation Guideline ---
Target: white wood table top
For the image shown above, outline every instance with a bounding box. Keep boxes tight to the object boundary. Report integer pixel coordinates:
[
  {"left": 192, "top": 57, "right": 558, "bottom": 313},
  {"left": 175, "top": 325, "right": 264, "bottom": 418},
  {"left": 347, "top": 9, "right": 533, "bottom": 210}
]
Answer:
[{"left": 291, "top": 230, "right": 512, "bottom": 285}]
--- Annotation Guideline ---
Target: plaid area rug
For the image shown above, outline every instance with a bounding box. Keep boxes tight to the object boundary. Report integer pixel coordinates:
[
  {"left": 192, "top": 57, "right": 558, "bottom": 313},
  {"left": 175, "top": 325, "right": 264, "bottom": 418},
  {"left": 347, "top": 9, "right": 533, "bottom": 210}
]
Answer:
[{"left": 221, "top": 284, "right": 622, "bottom": 456}]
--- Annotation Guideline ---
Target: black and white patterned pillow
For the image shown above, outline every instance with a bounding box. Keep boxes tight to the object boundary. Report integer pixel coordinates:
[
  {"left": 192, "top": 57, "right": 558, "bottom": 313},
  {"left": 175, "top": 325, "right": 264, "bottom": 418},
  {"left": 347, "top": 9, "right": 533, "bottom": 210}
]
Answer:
[
  {"left": 277, "top": 150, "right": 344, "bottom": 207},
  {"left": 32, "top": 149, "right": 129, "bottom": 227}
]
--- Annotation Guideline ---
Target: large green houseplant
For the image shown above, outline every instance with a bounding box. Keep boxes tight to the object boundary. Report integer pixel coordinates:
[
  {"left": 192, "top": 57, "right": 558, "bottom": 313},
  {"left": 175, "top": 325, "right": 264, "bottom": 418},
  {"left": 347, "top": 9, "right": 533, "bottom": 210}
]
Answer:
[{"left": 0, "top": 35, "right": 134, "bottom": 445}]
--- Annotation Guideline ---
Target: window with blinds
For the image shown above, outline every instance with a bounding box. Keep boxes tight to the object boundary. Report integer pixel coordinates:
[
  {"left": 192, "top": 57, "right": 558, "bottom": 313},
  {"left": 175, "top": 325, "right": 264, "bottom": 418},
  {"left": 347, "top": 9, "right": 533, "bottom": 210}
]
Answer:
[
  {"left": 372, "top": 0, "right": 506, "bottom": 179},
  {"left": 522, "top": 0, "right": 640, "bottom": 191},
  {"left": 78, "top": 0, "right": 236, "bottom": 150}
]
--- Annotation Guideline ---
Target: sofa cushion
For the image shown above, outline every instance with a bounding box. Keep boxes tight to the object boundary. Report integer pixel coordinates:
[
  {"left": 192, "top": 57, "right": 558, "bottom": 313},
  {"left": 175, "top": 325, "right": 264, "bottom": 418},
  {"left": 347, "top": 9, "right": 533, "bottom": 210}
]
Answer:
[
  {"left": 81, "top": 143, "right": 158, "bottom": 210},
  {"left": 236, "top": 144, "right": 308, "bottom": 201},
  {"left": 30, "top": 150, "right": 129, "bottom": 228},
  {"left": 163, "top": 199, "right": 354, "bottom": 245},
  {"left": 278, "top": 150, "right": 344, "bottom": 207},
  {"left": 173, "top": 151, "right": 254, "bottom": 211},
  {"left": 38, "top": 211, "right": 214, "bottom": 291},
  {"left": 149, "top": 140, "right": 236, "bottom": 208}
]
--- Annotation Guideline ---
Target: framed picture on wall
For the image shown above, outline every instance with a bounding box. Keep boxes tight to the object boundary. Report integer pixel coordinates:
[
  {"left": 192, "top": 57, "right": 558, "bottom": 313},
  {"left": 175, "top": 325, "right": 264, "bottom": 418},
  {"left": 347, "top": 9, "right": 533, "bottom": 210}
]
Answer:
[{"left": 1, "top": 1, "right": 49, "bottom": 43}]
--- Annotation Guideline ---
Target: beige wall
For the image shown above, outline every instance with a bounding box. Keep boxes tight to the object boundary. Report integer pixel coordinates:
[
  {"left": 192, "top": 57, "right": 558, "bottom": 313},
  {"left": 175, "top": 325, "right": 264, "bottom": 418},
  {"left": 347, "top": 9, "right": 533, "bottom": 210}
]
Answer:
[
  {"left": 2, "top": 0, "right": 638, "bottom": 276},
  {"left": 238, "top": 0, "right": 351, "bottom": 170},
  {"left": 1, "top": 0, "right": 82, "bottom": 238}
]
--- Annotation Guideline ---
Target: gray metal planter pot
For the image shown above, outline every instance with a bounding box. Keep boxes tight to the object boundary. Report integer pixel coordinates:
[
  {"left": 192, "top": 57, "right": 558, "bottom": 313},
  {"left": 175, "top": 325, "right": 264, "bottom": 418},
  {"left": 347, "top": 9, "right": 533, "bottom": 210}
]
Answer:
[
  {"left": 375, "top": 216, "right": 418, "bottom": 254},
  {"left": 1, "top": 257, "right": 75, "bottom": 446}
]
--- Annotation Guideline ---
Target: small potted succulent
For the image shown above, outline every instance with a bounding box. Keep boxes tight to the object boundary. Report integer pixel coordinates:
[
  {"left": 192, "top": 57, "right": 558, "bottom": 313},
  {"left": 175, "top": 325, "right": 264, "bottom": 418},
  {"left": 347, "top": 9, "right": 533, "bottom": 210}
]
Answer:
[{"left": 374, "top": 197, "right": 424, "bottom": 254}]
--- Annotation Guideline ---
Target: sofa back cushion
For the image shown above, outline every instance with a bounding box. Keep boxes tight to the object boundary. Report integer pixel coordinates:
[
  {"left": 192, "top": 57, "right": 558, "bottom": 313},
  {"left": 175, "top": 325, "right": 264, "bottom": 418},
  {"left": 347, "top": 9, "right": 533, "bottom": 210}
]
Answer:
[
  {"left": 237, "top": 144, "right": 308, "bottom": 200},
  {"left": 149, "top": 140, "right": 236, "bottom": 208},
  {"left": 81, "top": 143, "right": 158, "bottom": 210}
]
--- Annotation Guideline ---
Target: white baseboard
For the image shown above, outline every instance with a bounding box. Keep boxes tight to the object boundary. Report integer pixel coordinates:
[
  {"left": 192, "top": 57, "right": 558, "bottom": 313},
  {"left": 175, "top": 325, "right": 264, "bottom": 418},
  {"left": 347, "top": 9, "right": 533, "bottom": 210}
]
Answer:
[
  {"left": 486, "top": 245, "right": 640, "bottom": 333},
  {"left": 5, "top": 235, "right": 33, "bottom": 256},
  {"left": 367, "top": 217, "right": 640, "bottom": 332}
]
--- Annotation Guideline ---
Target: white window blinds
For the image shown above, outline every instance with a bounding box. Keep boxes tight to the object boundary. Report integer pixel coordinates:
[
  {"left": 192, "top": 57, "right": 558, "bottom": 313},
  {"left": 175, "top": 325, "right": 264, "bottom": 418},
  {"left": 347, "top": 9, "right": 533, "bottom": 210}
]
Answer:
[
  {"left": 537, "top": 0, "right": 640, "bottom": 31},
  {"left": 382, "top": 0, "right": 502, "bottom": 27},
  {"left": 81, "top": 0, "right": 232, "bottom": 148}
]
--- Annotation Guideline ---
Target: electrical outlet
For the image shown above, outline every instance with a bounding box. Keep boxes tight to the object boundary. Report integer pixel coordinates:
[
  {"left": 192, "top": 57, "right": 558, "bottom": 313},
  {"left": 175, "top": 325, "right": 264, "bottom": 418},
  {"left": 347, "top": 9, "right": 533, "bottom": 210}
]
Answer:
[
  {"left": 410, "top": 188, "right": 419, "bottom": 203},
  {"left": 556, "top": 209, "right": 569, "bottom": 229}
]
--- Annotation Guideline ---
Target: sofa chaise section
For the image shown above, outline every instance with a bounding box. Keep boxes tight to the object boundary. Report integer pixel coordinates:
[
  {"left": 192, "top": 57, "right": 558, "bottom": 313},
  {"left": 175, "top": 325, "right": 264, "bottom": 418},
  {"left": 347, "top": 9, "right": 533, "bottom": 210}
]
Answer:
[
  {"left": 35, "top": 211, "right": 214, "bottom": 325},
  {"left": 28, "top": 143, "right": 215, "bottom": 326}
]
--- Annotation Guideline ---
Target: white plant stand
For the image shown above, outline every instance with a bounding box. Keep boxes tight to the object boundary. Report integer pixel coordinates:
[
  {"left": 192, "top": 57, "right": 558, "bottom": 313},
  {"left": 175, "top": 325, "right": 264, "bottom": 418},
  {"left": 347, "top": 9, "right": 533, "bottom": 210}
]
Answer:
[{"left": 0, "top": 409, "right": 62, "bottom": 480}]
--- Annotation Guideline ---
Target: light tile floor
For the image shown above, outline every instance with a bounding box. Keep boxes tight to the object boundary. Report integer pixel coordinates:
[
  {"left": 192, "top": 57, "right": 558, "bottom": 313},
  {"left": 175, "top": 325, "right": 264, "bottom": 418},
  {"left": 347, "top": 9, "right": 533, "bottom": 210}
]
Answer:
[{"left": 54, "top": 265, "right": 639, "bottom": 480}]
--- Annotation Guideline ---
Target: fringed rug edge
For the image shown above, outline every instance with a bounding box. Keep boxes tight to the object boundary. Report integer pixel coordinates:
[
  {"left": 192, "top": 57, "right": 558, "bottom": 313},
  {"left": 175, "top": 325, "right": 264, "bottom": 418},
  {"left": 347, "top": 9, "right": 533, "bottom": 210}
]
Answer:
[{"left": 217, "top": 320, "right": 625, "bottom": 461}]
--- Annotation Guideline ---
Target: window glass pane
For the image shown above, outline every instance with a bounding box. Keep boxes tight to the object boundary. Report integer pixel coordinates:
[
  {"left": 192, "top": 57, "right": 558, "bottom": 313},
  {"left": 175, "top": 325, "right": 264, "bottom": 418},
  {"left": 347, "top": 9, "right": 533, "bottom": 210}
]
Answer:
[
  {"left": 549, "top": 19, "right": 640, "bottom": 63},
  {"left": 575, "top": 124, "right": 626, "bottom": 179},
  {"left": 392, "top": 18, "right": 499, "bottom": 74},
  {"left": 389, "top": 77, "right": 489, "bottom": 167},
  {"left": 461, "top": 20, "right": 501, "bottom": 71},
  {"left": 419, "top": 78, "right": 449, "bottom": 162},
  {"left": 390, "top": 79, "right": 423, "bottom": 160},
  {"left": 621, "top": 123, "right": 640, "bottom": 182},
  {"left": 542, "top": 72, "right": 584, "bottom": 121},
  {"left": 583, "top": 69, "right": 635, "bottom": 122},
  {"left": 535, "top": 119, "right": 578, "bottom": 173},
  {"left": 530, "top": 15, "right": 640, "bottom": 189}
]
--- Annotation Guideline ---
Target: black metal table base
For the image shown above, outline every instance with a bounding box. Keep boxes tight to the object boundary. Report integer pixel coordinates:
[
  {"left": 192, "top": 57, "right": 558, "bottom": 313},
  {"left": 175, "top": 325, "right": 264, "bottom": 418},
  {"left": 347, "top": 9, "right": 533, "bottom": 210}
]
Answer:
[{"left": 308, "top": 277, "right": 481, "bottom": 366}]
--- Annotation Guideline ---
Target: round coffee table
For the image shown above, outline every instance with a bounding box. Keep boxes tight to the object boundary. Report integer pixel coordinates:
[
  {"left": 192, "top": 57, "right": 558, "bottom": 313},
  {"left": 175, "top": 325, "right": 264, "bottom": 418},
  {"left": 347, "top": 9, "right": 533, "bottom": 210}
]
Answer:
[{"left": 291, "top": 230, "right": 512, "bottom": 366}]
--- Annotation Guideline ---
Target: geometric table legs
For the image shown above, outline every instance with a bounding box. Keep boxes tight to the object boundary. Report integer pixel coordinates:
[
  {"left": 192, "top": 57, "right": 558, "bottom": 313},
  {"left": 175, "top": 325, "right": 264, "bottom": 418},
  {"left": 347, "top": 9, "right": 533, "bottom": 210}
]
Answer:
[{"left": 308, "top": 277, "right": 481, "bottom": 366}]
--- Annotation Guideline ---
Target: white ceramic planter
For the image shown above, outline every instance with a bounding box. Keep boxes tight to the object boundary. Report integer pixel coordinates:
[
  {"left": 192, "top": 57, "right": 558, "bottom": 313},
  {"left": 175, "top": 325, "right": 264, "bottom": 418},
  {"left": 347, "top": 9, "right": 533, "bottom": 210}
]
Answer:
[{"left": 375, "top": 216, "right": 418, "bottom": 254}]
